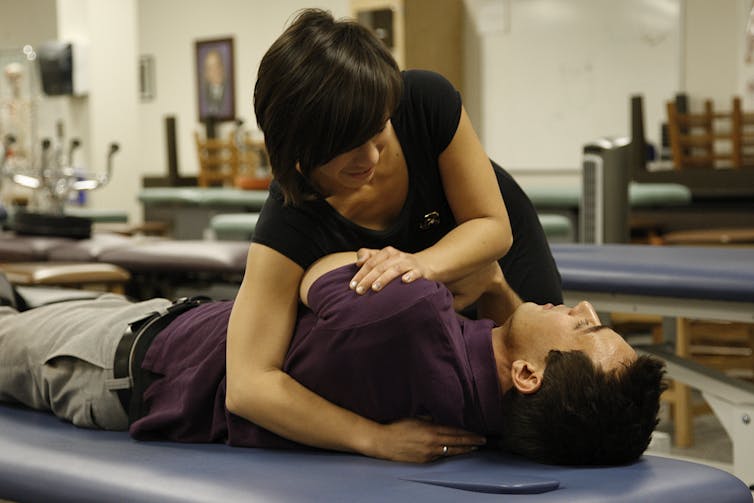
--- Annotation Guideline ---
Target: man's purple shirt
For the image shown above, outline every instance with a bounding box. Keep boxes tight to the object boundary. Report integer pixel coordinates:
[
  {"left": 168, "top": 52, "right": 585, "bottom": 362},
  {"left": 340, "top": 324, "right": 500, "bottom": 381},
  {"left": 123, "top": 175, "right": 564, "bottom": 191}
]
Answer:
[{"left": 130, "top": 264, "right": 503, "bottom": 447}]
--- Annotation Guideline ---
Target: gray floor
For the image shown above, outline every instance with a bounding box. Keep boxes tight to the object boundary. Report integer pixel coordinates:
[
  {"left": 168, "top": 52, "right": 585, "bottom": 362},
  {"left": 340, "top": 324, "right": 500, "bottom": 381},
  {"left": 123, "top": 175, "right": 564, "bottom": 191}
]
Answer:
[
  {"left": 652, "top": 392, "right": 733, "bottom": 465},
  {"left": 645, "top": 391, "right": 753, "bottom": 501}
]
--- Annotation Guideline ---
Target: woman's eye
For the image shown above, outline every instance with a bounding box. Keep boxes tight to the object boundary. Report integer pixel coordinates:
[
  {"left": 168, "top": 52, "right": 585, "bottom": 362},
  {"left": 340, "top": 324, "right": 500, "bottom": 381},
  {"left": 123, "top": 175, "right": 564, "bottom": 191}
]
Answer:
[{"left": 376, "top": 121, "right": 389, "bottom": 134}]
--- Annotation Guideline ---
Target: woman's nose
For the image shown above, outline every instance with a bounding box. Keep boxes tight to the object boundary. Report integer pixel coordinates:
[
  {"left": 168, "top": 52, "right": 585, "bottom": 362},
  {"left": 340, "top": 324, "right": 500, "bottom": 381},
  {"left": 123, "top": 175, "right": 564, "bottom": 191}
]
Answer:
[{"left": 356, "top": 140, "right": 380, "bottom": 166}]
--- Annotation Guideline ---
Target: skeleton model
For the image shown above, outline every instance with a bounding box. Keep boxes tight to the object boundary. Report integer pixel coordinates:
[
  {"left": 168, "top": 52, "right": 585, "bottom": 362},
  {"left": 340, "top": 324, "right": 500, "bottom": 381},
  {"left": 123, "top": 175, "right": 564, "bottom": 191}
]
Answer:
[
  {"left": 0, "top": 62, "right": 32, "bottom": 161},
  {"left": 0, "top": 57, "right": 118, "bottom": 233},
  {"left": 1, "top": 132, "right": 119, "bottom": 216}
]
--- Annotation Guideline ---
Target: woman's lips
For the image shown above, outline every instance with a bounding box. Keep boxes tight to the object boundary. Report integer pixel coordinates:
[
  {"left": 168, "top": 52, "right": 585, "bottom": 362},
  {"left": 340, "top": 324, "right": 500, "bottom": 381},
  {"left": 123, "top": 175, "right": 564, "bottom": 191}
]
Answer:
[{"left": 346, "top": 165, "right": 375, "bottom": 179}]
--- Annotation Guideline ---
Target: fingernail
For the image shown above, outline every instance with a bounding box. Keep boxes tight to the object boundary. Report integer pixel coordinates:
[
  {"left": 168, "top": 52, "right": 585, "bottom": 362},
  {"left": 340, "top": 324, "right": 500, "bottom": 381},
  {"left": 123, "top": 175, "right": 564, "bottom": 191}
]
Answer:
[
  {"left": 402, "top": 273, "right": 412, "bottom": 282},
  {"left": 356, "top": 285, "right": 365, "bottom": 294},
  {"left": 349, "top": 281, "right": 357, "bottom": 290},
  {"left": 372, "top": 282, "right": 381, "bottom": 291}
]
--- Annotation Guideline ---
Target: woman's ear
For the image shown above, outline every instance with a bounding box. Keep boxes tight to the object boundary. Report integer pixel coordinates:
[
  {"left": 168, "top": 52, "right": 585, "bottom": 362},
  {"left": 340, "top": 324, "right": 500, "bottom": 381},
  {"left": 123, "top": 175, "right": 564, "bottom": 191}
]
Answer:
[{"left": 511, "top": 360, "right": 543, "bottom": 394}]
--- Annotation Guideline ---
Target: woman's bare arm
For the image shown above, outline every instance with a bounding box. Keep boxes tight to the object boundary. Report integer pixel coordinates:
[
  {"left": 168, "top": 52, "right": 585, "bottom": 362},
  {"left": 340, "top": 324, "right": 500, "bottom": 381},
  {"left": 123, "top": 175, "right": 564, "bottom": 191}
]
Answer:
[
  {"left": 227, "top": 245, "right": 484, "bottom": 462},
  {"left": 226, "top": 245, "right": 374, "bottom": 453},
  {"left": 351, "top": 107, "right": 511, "bottom": 295}
]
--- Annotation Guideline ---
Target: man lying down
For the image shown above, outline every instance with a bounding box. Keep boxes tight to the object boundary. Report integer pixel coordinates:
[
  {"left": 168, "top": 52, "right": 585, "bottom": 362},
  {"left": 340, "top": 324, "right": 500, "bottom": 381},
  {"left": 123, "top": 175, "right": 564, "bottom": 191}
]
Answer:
[{"left": 0, "top": 252, "right": 665, "bottom": 466}]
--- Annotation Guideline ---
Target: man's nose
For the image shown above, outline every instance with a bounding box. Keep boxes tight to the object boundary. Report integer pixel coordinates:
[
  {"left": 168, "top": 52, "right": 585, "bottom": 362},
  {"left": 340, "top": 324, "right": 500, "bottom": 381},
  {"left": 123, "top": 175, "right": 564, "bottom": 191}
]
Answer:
[{"left": 569, "top": 301, "right": 601, "bottom": 323}]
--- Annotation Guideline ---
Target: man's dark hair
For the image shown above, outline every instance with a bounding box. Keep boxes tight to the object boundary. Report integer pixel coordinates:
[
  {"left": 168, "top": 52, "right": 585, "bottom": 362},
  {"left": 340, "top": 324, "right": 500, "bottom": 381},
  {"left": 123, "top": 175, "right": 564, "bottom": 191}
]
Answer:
[
  {"left": 500, "top": 352, "right": 666, "bottom": 465},
  {"left": 254, "top": 8, "right": 402, "bottom": 205}
]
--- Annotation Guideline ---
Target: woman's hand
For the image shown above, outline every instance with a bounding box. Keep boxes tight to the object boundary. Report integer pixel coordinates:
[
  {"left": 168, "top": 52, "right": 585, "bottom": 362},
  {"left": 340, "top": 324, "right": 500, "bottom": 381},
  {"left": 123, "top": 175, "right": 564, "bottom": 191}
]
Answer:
[
  {"left": 368, "top": 418, "right": 486, "bottom": 463},
  {"left": 349, "top": 246, "right": 429, "bottom": 294}
]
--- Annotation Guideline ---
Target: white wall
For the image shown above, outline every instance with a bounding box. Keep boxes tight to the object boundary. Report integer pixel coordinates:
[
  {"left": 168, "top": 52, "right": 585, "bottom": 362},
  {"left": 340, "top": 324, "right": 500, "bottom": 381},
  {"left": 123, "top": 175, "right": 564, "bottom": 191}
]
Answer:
[
  {"left": 1, "top": 0, "right": 750, "bottom": 219},
  {"left": 467, "top": 0, "right": 681, "bottom": 188},
  {"left": 738, "top": 0, "right": 754, "bottom": 108},
  {"left": 56, "top": 0, "right": 140, "bottom": 221},
  {"left": 137, "top": 0, "right": 349, "bottom": 194},
  {"left": 682, "top": 0, "right": 740, "bottom": 109}
]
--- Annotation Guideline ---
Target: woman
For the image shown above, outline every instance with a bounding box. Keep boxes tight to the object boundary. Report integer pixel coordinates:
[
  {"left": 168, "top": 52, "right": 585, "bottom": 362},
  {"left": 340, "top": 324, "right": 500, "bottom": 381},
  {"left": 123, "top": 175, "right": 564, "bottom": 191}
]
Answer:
[{"left": 227, "top": 9, "right": 561, "bottom": 463}]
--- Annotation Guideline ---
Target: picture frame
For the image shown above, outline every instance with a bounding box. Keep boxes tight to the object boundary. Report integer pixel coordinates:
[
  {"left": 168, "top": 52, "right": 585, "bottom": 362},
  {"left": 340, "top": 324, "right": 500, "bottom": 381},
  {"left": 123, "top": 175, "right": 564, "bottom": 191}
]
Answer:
[{"left": 195, "top": 37, "right": 235, "bottom": 122}]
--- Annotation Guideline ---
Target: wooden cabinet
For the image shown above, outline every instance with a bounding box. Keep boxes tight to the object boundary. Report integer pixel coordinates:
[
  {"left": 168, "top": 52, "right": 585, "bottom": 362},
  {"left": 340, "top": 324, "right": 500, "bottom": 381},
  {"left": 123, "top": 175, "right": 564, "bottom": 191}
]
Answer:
[{"left": 351, "top": 0, "right": 464, "bottom": 95}]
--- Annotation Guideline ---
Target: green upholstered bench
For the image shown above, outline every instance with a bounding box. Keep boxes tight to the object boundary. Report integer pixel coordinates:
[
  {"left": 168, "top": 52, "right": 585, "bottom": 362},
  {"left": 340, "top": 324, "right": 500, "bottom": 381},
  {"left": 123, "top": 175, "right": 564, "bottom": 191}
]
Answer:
[
  {"left": 209, "top": 213, "right": 260, "bottom": 241},
  {"left": 138, "top": 188, "right": 268, "bottom": 239},
  {"left": 64, "top": 208, "right": 130, "bottom": 223},
  {"left": 627, "top": 183, "right": 692, "bottom": 208},
  {"left": 524, "top": 182, "right": 691, "bottom": 210},
  {"left": 524, "top": 182, "right": 692, "bottom": 242},
  {"left": 138, "top": 188, "right": 269, "bottom": 208},
  {"left": 210, "top": 212, "right": 575, "bottom": 243},
  {"left": 538, "top": 213, "right": 574, "bottom": 242},
  {"left": 210, "top": 212, "right": 574, "bottom": 243}
]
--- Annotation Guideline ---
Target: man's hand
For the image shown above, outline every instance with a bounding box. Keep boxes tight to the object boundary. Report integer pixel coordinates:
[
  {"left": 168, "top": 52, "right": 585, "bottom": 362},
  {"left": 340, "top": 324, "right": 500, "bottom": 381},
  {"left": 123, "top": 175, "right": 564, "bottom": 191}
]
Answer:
[
  {"left": 349, "top": 247, "right": 429, "bottom": 294},
  {"left": 367, "top": 418, "right": 486, "bottom": 463}
]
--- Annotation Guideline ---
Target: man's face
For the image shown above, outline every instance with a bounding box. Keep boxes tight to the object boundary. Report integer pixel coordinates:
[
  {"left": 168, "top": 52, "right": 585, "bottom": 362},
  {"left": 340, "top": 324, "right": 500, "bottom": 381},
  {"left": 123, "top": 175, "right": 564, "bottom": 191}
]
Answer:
[
  {"left": 204, "top": 52, "right": 225, "bottom": 86},
  {"left": 506, "top": 301, "right": 636, "bottom": 372}
]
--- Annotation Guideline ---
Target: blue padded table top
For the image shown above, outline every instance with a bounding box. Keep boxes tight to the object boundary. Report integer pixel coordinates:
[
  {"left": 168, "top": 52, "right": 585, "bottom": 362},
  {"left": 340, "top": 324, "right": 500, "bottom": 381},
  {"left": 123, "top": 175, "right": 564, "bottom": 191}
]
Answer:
[
  {"left": 0, "top": 405, "right": 750, "bottom": 503},
  {"left": 551, "top": 244, "right": 754, "bottom": 303}
]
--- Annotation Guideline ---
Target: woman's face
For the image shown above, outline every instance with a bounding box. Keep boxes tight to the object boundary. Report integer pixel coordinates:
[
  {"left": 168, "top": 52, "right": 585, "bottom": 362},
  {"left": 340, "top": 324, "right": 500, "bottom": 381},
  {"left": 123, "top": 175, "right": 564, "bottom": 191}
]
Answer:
[{"left": 307, "top": 121, "right": 392, "bottom": 197}]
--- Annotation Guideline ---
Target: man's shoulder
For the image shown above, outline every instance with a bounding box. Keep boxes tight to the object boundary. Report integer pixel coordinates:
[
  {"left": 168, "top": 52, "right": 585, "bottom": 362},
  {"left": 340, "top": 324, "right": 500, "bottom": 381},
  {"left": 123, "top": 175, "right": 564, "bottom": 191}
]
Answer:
[{"left": 308, "top": 266, "right": 453, "bottom": 330}]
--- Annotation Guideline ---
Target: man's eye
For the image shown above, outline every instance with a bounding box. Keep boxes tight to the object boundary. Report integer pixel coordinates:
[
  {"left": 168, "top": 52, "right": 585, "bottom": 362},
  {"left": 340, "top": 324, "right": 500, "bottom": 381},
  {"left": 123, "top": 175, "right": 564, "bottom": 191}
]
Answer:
[{"left": 574, "top": 319, "right": 590, "bottom": 329}]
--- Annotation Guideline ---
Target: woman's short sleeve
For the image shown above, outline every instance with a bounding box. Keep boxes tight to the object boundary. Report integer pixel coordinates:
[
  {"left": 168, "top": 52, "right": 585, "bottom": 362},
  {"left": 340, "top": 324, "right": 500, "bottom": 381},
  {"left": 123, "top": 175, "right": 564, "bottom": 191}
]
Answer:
[{"left": 400, "top": 70, "right": 462, "bottom": 155}]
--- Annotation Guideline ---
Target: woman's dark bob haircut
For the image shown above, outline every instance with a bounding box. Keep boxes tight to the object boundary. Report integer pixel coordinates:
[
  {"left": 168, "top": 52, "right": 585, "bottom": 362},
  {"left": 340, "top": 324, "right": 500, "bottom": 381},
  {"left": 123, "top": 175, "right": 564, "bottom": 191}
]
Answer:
[{"left": 254, "top": 9, "right": 402, "bottom": 205}]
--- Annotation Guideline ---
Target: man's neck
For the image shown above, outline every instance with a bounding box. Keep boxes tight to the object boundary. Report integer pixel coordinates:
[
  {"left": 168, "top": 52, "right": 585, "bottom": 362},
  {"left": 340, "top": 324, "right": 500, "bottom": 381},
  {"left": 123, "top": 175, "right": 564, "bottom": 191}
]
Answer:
[{"left": 491, "top": 323, "right": 513, "bottom": 394}]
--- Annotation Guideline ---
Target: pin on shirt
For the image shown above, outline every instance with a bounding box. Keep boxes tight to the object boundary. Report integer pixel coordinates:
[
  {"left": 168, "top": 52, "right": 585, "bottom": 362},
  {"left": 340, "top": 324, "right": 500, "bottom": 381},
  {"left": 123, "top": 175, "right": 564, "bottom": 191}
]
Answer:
[{"left": 419, "top": 211, "right": 440, "bottom": 230}]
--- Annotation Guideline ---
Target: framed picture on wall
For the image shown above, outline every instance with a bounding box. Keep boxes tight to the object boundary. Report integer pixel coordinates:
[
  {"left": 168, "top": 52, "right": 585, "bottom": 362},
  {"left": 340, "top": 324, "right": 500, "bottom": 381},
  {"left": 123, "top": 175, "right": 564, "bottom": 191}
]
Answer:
[{"left": 195, "top": 37, "right": 235, "bottom": 122}]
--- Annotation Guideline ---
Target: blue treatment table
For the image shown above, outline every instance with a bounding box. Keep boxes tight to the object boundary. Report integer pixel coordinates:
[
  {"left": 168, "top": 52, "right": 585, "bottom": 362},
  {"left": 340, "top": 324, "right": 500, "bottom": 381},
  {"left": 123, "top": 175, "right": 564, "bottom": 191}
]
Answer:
[
  {"left": 551, "top": 243, "right": 754, "bottom": 486},
  {"left": 0, "top": 243, "right": 753, "bottom": 498},
  {"left": 551, "top": 244, "right": 754, "bottom": 323},
  {"left": 0, "top": 405, "right": 750, "bottom": 503}
]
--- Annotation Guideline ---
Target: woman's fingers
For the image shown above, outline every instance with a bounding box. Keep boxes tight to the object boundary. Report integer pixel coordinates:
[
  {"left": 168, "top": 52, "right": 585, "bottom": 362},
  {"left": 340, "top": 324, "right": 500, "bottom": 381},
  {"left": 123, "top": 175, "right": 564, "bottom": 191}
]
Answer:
[
  {"left": 350, "top": 247, "right": 425, "bottom": 294},
  {"left": 431, "top": 427, "right": 487, "bottom": 460}
]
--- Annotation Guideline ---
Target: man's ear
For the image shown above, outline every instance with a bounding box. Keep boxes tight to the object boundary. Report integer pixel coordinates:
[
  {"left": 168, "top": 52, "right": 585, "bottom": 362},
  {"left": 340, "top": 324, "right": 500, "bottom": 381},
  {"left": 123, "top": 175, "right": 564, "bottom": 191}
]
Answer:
[
  {"left": 511, "top": 360, "right": 543, "bottom": 394},
  {"left": 295, "top": 162, "right": 303, "bottom": 175}
]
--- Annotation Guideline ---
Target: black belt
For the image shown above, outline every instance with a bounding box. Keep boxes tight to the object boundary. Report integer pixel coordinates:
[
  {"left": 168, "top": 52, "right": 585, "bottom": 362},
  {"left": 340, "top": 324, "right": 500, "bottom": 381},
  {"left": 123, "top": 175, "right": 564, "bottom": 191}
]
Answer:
[{"left": 113, "top": 296, "right": 211, "bottom": 418}]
